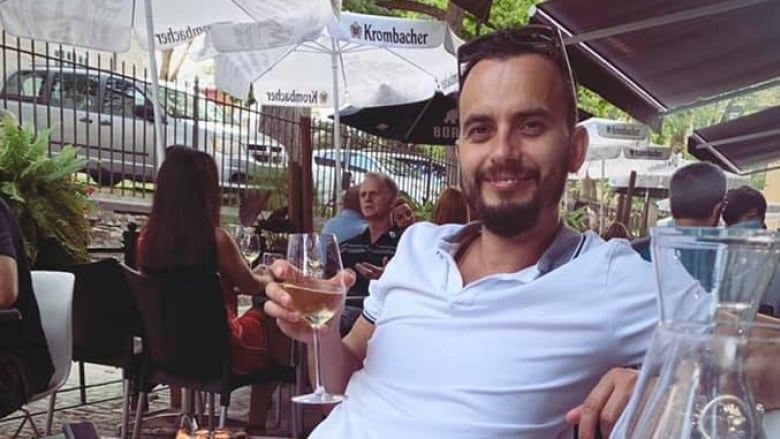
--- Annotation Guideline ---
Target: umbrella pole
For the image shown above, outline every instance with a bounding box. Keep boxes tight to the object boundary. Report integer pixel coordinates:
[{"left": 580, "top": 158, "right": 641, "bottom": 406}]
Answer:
[
  {"left": 144, "top": 0, "right": 166, "bottom": 171},
  {"left": 599, "top": 158, "right": 606, "bottom": 234},
  {"left": 331, "top": 45, "right": 343, "bottom": 214}
]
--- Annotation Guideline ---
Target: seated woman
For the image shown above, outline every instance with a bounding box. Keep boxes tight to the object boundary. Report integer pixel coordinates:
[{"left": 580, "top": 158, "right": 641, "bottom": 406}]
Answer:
[
  {"left": 390, "top": 198, "right": 415, "bottom": 234},
  {"left": 137, "top": 146, "right": 277, "bottom": 433}
]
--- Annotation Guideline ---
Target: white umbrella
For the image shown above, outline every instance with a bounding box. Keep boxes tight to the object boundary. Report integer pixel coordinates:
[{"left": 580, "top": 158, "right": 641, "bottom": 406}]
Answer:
[
  {"left": 0, "top": 0, "right": 336, "bottom": 167},
  {"left": 610, "top": 158, "right": 750, "bottom": 191},
  {"left": 198, "top": 11, "right": 461, "bottom": 208}
]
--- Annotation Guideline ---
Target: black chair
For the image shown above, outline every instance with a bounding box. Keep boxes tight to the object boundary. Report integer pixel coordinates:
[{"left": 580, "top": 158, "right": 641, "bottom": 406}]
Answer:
[
  {"left": 63, "top": 258, "right": 141, "bottom": 439},
  {"left": 122, "top": 265, "right": 299, "bottom": 438}
]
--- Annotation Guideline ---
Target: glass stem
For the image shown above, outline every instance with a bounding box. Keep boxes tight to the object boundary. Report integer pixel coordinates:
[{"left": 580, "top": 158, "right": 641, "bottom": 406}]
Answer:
[{"left": 312, "top": 326, "right": 325, "bottom": 396}]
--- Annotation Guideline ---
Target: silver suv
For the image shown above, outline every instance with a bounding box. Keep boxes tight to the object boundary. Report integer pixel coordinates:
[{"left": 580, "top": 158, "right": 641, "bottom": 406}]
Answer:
[{"left": 1, "top": 68, "right": 266, "bottom": 186}]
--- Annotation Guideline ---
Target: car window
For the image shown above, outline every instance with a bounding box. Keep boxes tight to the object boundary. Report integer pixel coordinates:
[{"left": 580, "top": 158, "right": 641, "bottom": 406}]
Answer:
[
  {"left": 102, "top": 77, "right": 146, "bottom": 117},
  {"left": 314, "top": 151, "right": 336, "bottom": 167},
  {"left": 49, "top": 73, "right": 99, "bottom": 111},
  {"left": 2, "top": 71, "right": 47, "bottom": 99}
]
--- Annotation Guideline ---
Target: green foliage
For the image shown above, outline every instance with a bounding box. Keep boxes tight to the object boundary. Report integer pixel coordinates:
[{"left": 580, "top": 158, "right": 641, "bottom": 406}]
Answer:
[
  {"left": 562, "top": 207, "right": 588, "bottom": 232},
  {"left": 248, "top": 165, "right": 290, "bottom": 211},
  {"left": 0, "top": 115, "right": 92, "bottom": 267}
]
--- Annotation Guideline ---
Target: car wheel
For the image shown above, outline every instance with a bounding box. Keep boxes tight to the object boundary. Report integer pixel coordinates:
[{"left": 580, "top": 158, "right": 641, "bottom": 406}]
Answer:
[{"left": 88, "top": 169, "right": 119, "bottom": 187}]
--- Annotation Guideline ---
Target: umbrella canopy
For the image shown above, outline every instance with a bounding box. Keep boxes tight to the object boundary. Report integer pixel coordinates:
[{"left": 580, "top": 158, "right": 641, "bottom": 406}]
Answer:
[
  {"left": 200, "top": 11, "right": 461, "bottom": 209},
  {"left": 0, "top": 0, "right": 335, "bottom": 166},
  {"left": 531, "top": 0, "right": 780, "bottom": 129},
  {"left": 338, "top": 91, "right": 459, "bottom": 145},
  {"left": 609, "top": 157, "right": 749, "bottom": 195},
  {"left": 687, "top": 106, "right": 780, "bottom": 174},
  {"left": 203, "top": 11, "right": 461, "bottom": 109}
]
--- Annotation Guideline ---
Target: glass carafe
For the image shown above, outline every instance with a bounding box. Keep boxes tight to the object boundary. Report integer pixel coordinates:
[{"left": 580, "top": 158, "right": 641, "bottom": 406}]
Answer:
[
  {"left": 613, "top": 227, "right": 780, "bottom": 438},
  {"left": 631, "top": 321, "right": 780, "bottom": 439}
]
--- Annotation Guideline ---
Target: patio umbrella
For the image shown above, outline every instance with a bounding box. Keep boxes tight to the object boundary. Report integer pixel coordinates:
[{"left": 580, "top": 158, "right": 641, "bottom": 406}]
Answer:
[
  {"left": 199, "top": 11, "right": 461, "bottom": 208},
  {"left": 338, "top": 91, "right": 459, "bottom": 145},
  {"left": 0, "top": 0, "right": 335, "bottom": 167}
]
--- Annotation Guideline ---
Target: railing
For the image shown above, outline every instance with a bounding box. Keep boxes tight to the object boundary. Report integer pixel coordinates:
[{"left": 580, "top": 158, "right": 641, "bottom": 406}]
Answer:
[{"left": 0, "top": 30, "right": 457, "bottom": 213}]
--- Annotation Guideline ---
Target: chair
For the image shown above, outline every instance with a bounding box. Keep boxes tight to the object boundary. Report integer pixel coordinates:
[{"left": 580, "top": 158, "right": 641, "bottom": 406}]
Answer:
[
  {"left": 64, "top": 258, "right": 141, "bottom": 438},
  {"left": 122, "top": 265, "right": 299, "bottom": 438},
  {"left": 14, "top": 271, "right": 74, "bottom": 438}
]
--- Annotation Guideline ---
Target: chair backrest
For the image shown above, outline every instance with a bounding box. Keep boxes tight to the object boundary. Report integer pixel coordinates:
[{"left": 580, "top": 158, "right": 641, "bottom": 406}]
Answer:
[
  {"left": 30, "top": 271, "right": 75, "bottom": 392},
  {"left": 122, "top": 265, "right": 230, "bottom": 381},
  {"left": 66, "top": 258, "right": 140, "bottom": 367}
]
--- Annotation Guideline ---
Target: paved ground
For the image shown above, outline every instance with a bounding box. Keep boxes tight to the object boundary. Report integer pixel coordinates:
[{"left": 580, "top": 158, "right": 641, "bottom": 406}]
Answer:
[{"left": 0, "top": 363, "right": 326, "bottom": 438}]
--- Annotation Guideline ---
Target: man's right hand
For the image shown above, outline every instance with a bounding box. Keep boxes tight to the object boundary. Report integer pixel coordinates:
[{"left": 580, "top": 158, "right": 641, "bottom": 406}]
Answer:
[{"left": 263, "top": 259, "right": 356, "bottom": 343}]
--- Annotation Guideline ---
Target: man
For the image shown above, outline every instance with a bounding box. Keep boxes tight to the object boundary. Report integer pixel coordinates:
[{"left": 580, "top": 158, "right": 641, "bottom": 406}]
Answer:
[
  {"left": 266, "top": 25, "right": 669, "bottom": 438},
  {"left": 632, "top": 162, "right": 726, "bottom": 261},
  {"left": 722, "top": 185, "right": 767, "bottom": 229},
  {"left": 322, "top": 185, "right": 367, "bottom": 244},
  {"left": 339, "top": 173, "right": 400, "bottom": 297},
  {"left": 722, "top": 186, "right": 779, "bottom": 316},
  {"left": 0, "top": 197, "right": 53, "bottom": 417}
]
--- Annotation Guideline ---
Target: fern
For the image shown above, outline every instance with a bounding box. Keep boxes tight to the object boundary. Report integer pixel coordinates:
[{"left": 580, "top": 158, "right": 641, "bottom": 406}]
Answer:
[{"left": 0, "top": 115, "right": 91, "bottom": 267}]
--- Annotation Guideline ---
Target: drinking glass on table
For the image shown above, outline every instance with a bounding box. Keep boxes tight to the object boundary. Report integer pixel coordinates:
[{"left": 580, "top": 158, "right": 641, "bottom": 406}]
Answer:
[
  {"left": 285, "top": 233, "right": 347, "bottom": 404},
  {"left": 240, "top": 233, "right": 262, "bottom": 266}
]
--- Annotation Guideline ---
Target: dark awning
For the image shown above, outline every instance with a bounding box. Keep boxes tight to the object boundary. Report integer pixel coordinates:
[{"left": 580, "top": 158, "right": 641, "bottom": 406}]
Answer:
[
  {"left": 687, "top": 106, "right": 780, "bottom": 174},
  {"left": 532, "top": 0, "right": 780, "bottom": 129}
]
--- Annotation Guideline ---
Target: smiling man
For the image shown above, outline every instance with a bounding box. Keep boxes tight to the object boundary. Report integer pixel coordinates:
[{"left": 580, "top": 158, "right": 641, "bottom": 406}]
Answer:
[{"left": 265, "top": 25, "right": 681, "bottom": 439}]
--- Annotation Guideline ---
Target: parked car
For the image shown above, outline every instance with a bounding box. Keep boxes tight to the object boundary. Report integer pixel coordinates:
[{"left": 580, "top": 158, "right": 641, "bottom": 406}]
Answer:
[
  {"left": 0, "top": 67, "right": 270, "bottom": 186},
  {"left": 376, "top": 151, "right": 449, "bottom": 199},
  {"left": 312, "top": 149, "right": 429, "bottom": 206}
]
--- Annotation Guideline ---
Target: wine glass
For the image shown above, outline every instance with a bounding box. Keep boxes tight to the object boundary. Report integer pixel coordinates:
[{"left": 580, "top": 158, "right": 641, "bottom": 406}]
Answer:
[
  {"left": 240, "top": 233, "right": 262, "bottom": 266},
  {"left": 285, "top": 233, "right": 346, "bottom": 404}
]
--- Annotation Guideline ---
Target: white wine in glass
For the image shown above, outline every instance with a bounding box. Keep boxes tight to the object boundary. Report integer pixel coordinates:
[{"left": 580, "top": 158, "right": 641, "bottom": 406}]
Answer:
[
  {"left": 241, "top": 233, "right": 262, "bottom": 265},
  {"left": 286, "top": 233, "right": 346, "bottom": 404}
]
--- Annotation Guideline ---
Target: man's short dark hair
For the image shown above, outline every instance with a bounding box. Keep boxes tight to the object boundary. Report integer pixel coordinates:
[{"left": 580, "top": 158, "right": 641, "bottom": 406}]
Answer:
[
  {"left": 669, "top": 162, "right": 726, "bottom": 220},
  {"left": 457, "top": 25, "right": 578, "bottom": 129},
  {"left": 722, "top": 185, "right": 767, "bottom": 226}
]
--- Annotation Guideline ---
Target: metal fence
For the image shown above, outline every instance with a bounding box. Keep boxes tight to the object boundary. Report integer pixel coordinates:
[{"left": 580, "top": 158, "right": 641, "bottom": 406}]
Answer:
[{"left": 0, "top": 30, "right": 457, "bottom": 215}]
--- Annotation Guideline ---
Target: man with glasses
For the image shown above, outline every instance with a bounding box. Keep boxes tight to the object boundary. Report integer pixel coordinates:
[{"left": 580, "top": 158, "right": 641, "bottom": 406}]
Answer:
[{"left": 266, "top": 25, "right": 669, "bottom": 438}]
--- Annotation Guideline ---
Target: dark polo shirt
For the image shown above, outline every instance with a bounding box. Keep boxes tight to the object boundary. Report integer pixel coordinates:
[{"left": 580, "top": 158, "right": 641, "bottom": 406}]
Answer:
[{"left": 340, "top": 227, "right": 400, "bottom": 297}]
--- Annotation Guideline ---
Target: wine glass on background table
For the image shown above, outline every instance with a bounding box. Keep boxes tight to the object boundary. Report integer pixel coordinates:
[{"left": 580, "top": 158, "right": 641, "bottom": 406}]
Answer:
[
  {"left": 285, "top": 233, "right": 347, "bottom": 404},
  {"left": 240, "top": 233, "right": 262, "bottom": 266}
]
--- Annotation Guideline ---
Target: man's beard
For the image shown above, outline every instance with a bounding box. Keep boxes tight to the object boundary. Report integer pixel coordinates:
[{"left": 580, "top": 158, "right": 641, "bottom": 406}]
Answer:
[{"left": 461, "top": 159, "right": 568, "bottom": 237}]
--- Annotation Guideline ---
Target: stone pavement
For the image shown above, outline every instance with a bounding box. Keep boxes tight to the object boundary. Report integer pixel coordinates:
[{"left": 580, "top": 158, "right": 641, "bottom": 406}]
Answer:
[{"left": 0, "top": 363, "right": 325, "bottom": 438}]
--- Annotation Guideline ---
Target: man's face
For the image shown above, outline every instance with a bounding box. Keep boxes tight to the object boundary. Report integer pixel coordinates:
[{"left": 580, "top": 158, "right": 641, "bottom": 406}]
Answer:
[
  {"left": 392, "top": 202, "right": 415, "bottom": 229},
  {"left": 456, "top": 54, "right": 586, "bottom": 237},
  {"left": 360, "top": 176, "right": 393, "bottom": 221}
]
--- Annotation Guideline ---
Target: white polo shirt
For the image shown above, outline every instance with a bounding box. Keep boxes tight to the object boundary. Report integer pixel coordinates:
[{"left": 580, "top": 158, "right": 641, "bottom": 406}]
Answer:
[{"left": 310, "top": 222, "right": 659, "bottom": 439}]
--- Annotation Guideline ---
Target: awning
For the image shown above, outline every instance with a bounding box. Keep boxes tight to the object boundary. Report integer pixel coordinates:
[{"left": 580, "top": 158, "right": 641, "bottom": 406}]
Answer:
[
  {"left": 531, "top": 0, "right": 780, "bottom": 129},
  {"left": 687, "top": 106, "right": 780, "bottom": 174}
]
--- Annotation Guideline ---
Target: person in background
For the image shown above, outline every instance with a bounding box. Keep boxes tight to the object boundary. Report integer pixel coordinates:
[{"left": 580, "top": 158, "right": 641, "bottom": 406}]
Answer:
[
  {"left": 264, "top": 24, "right": 684, "bottom": 438},
  {"left": 390, "top": 198, "right": 416, "bottom": 234},
  {"left": 0, "top": 197, "right": 53, "bottom": 417},
  {"left": 722, "top": 185, "right": 779, "bottom": 316},
  {"left": 339, "top": 173, "right": 400, "bottom": 297},
  {"left": 632, "top": 162, "right": 726, "bottom": 261},
  {"left": 602, "top": 221, "right": 632, "bottom": 241},
  {"left": 136, "top": 146, "right": 278, "bottom": 434},
  {"left": 321, "top": 185, "right": 366, "bottom": 244},
  {"left": 722, "top": 185, "right": 767, "bottom": 229},
  {"left": 432, "top": 186, "right": 470, "bottom": 225}
]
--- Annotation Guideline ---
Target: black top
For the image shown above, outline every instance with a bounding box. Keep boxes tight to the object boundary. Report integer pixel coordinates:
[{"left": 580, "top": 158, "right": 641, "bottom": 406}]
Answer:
[
  {"left": 0, "top": 198, "right": 54, "bottom": 396},
  {"left": 339, "top": 227, "right": 400, "bottom": 297}
]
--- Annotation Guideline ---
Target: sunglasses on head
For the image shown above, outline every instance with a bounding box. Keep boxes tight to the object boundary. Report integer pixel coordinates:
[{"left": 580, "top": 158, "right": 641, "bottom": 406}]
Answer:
[{"left": 457, "top": 24, "right": 577, "bottom": 101}]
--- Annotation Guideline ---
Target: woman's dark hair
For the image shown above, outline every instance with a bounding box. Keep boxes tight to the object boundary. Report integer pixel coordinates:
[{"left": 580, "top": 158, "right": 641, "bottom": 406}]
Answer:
[
  {"left": 138, "top": 146, "right": 221, "bottom": 270},
  {"left": 602, "top": 221, "right": 632, "bottom": 241},
  {"left": 432, "top": 187, "right": 470, "bottom": 225}
]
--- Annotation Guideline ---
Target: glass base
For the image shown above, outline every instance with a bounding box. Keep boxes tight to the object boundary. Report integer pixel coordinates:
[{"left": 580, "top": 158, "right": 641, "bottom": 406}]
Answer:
[{"left": 291, "top": 392, "right": 346, "bottom": 405}]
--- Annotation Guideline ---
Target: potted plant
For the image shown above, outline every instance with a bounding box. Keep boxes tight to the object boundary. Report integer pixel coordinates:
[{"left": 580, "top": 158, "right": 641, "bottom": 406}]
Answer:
[{"left": 0, "top": 114, "right": 92, "bottom": 268}]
